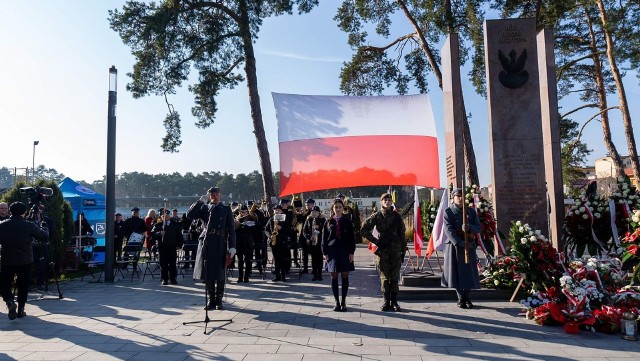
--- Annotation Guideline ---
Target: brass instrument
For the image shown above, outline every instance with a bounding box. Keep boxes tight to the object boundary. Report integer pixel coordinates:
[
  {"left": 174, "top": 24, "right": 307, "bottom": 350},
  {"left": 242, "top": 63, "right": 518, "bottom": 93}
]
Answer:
[
  {"left": 270, "top": 213, "right": 286, "bottom": 246},
  {"left": 310, "top": 216, "right": 319, "bottom": 246},
  {"left": 270, "top": 218, "right": 279, "bottom": 246}
]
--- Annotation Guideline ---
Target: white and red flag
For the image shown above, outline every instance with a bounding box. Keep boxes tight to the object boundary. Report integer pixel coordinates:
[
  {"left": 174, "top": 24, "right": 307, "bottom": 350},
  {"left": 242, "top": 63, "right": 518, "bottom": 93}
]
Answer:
[
  {"left": 426, "top": 188, "right": 449, "bottom": 258},
  {"left": 414, "top": 186, "right": 424, "bottom": 256},
  {"left": 272, "top": 93, "right": 440, "bottom": 196}
]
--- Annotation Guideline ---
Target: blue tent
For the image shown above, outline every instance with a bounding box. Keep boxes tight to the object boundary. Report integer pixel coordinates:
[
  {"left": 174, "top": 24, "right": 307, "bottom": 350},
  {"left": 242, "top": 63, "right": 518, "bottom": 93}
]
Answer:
[{"left": 59, "top": 177, "right": 106, "bottom": 246}]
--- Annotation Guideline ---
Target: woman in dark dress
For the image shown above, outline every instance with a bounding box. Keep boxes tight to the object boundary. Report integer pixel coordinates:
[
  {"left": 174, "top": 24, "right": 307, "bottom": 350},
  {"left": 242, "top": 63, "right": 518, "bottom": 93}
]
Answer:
[{"left": 322, "top": 198, "right": 356, "bottom": 312}]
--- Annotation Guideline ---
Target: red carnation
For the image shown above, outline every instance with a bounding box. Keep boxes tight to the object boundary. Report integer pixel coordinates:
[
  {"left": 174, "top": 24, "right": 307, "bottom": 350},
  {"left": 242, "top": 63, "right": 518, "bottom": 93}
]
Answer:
[{"left": 628, "top": 245, "right": 639, "bottom": 256}]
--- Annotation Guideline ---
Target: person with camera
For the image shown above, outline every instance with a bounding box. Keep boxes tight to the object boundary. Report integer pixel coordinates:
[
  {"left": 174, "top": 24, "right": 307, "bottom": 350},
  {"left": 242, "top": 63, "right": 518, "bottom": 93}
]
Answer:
[
  {"left": 361, "top": 193, "right": 406, "bottom": 312},
  {"left": 0, "top": 202, "right": 49, "bottom": 320},
  {"left": 151, "top": 210, "right": 183, "bottom": 285},
  {"left": 187, "top": 187, "right": 236, "bottom": 310},
  {"left": 441, "top": 188, "right": 481, "bottom": 309}
]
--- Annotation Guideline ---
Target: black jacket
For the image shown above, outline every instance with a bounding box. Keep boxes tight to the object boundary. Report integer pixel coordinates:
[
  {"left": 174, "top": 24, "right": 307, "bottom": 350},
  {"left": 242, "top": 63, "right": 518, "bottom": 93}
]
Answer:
[
  {"left": 0, "top": 216, "right": 49, "bottom": 266},
  {"left": 151, "top": 220, "right": 183, "bottom": 249}
]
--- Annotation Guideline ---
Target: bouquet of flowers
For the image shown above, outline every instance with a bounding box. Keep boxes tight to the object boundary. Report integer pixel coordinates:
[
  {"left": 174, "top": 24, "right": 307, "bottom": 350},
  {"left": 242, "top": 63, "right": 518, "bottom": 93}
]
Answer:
[
  {"left": 611, "top": 176, "right": 640, "bottom": 236},
  {"left": 480, "top": 255, "right": 518, "bottom": 289},
  {"left": 464, "top": 184, "right": 500, "bottom": 255},
  {"left": 421, "top": 200, "right": 438, "bottom": 240},
  {"left": 621, "top": 213, "right": 640, "bottom": 284},
  {"left": 509, "top": 221, "right": 562, "bottom": 291}
]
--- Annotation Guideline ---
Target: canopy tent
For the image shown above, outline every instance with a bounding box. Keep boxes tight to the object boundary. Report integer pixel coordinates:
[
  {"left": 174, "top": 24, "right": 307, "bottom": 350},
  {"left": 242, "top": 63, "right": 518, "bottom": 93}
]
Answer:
[{"left": 59, "top": 177, "right": 106, "bottom": 246}]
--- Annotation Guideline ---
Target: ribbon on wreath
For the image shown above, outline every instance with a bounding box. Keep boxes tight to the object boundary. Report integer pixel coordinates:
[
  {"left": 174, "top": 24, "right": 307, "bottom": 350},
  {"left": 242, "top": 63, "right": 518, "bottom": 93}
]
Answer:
[
  {"left": 583, "top": 206, "right": 606, "bottom": 249},
  {"left": 555, "top": 252, "right": 569, "bottom": 274},
  {"left": 609, "top": 199, "right": 620, "bottom": 246}
]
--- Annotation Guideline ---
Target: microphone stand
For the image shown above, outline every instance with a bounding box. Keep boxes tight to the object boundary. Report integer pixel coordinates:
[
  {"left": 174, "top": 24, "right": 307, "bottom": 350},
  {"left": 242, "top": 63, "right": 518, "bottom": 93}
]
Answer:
[{"left": 182, "top": 199, "right": 232, "bottom": 334}]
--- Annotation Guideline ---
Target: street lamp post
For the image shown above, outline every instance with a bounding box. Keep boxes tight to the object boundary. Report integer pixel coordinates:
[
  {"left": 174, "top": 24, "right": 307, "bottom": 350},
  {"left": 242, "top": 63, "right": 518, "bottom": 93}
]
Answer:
[
  {"left": 104, "top": 66, "right": 118, "bottom": 283},
  {"left": 32, "top": 141, "right": 39, "bottom": 183}
]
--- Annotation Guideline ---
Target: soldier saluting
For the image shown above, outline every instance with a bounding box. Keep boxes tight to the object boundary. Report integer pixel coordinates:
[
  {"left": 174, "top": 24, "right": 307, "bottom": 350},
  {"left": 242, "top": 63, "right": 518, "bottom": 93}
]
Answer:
[{"left": 360, "top": 193, "right": 406, "bottom": 312}]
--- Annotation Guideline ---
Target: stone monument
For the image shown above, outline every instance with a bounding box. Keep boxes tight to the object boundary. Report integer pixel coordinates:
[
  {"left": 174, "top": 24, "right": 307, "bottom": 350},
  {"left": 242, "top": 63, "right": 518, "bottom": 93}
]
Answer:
[
  {"left": 484, "top": 18, "right": 548, "bottom": 241},
  {"left": 538, "top": 29, "right": 564, "bottom": 249},
  {"left": 442, "top": 34, "right": 465, "bottom": 189}
]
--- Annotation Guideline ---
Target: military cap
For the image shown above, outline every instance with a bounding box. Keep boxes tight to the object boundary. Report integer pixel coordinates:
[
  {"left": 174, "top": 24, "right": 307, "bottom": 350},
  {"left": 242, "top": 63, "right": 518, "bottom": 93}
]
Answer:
[
  {"left": 306, "top": 198, "right": 315, "bottom": 204},
  {"left": 239, "top": 204, "right": 248, "bottom": 211},
  {"left": 452, "top": 188, "right": 463, "bottom": 196},
  {"left": 9, "top": 201, "right": 27, "bottom": 216},
  {"left": 207, "top": 187, "right": 221, "bottom": 194},
  {"left": 380, "top": 193, "right": 392, "bottom": 201},
  {"left": 131, "top": 207, "right": 140, "bottom": 212},
  {"left": 312, "top": 205, "right": 321, "bottom": 212},
  {"left": 231, "top": 201, "right": 239, "bottom": 207}
]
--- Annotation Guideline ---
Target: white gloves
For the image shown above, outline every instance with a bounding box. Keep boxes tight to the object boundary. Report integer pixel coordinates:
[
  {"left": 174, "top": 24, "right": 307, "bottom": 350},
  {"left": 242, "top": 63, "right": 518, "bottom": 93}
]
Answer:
[{"left": 228, "top": 248, "right": 236, "bottom": 257}]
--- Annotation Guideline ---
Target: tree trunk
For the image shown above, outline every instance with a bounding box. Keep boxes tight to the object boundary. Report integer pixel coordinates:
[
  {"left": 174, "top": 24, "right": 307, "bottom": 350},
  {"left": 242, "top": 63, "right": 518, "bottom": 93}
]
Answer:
[
  {"left": 396, "top": 0, "right": 479, "bottom": 186},
  {"left": 585, "top": 7, "right": 624, "bottom": 175},
  {"left": 595, "top": 0, "right": 640, "bottom": 182},
  {"left": 239, "top": 1, "right": 276, "bottom": 203}
]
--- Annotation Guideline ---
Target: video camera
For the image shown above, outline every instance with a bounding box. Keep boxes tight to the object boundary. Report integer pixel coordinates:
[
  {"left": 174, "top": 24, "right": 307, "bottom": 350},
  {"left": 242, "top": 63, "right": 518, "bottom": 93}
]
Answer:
[{"left": 20, "top": 186, "right": 53, "bottom": 202}]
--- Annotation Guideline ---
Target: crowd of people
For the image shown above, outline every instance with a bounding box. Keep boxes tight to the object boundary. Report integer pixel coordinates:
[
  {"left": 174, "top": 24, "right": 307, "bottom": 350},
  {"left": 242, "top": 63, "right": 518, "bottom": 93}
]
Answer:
[{"left": 0, "top": 185, "right": 481, "bottom": 320}]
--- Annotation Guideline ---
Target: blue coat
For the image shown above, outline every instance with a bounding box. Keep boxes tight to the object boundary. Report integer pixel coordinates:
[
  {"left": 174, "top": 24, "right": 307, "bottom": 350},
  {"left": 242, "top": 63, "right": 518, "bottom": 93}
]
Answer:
[{"left": 187, "top": 201, "right": 236, "bottom": 281}]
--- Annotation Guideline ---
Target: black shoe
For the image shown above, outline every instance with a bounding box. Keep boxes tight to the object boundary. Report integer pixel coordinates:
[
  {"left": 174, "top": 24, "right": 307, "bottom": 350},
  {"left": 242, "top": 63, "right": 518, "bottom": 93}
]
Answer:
[
  {"left": 272, "top": 277, "right": 282, "bottom": 282},
  {"left": 204, "top": 302, "right": 215, "bottom": 310},
  {"left": 311, "top": 276, "right": 318, "bottom": 281},
  {"left": 392, "top": 301, "right": 401, "bottom": 312},
  {"left": 457, "top": 300, "right": 468, "bottom": 309},
  {"left": 7, "top": 302, "right": 17, "bottom": 320},
  {"left": 318, "top": 276, "right": 323, "bottom": 281},
  {"left": 215, "top": 300, "right": 224, "bottom": 310},
  {"left": 170, "top": 279, "right": 178, "bottom": 285},
  {"left": 16, "top": 308, "right": 26, "bottom": 319},
  {"left": 465, "top": 299, "right": 474, "bottom": 309},
  {"left": 333, "top": 301, "right": 341, "bottom": 312},
  {"left": 301, "top": 269, "right": 309, "bottom": 274},
  {"left": 236, "top": 278, "right": 243, "bottom": 283},
  {"left": 161, "top": 280, "right": 169, "bottom": 286},
  {"left": 243, "top": 278, "right": 249, "bottom": 283},
  {"left": 281, "top": 277, "right": 287, "bottom": 282},
  {"left": 381, "top": 293, "right": 392, "bottom": 312},
  {"left": 341, "top": 302, "right": 347, "bottom": 312}
]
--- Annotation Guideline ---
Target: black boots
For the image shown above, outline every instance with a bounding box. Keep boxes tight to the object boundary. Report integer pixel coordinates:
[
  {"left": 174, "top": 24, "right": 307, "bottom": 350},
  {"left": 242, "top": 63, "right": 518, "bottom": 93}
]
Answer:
[
  {"left": 204, "top": 281, "right": 225, "bottom": 310},
  {"left": 390, "top": 293, "right": 401, "bottom": 312},
  {"left": 6, "top": 302, "right": 17, "bottom": 320},
  {"left": 381, "top": 293, "right": 392, "bottom": 312}
]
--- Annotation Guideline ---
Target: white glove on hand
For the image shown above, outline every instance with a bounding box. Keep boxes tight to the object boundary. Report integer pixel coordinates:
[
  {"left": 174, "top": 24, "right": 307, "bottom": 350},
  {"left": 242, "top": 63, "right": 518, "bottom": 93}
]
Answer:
[{"left": 228, "top": 248, "right": 236, "bottom": 257}]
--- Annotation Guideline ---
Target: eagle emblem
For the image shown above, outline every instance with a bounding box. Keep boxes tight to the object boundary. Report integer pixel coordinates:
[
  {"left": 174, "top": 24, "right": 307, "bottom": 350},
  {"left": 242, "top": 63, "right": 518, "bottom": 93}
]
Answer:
[{"left": 498, "top": 49, "right": 528, "bottom": 89}]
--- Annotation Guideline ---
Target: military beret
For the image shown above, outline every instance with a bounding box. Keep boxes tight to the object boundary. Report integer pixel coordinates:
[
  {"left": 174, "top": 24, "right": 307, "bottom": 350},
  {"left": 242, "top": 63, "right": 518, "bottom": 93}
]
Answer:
[{"left": 380, "top": 193, "right": 392, "bottom": 201}]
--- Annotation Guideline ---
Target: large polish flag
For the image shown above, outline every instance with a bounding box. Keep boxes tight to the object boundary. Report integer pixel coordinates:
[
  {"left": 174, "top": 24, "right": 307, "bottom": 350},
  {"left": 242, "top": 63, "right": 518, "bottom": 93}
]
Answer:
[{"left": 273, "top": 93, "right": 440, "bottom": 196}]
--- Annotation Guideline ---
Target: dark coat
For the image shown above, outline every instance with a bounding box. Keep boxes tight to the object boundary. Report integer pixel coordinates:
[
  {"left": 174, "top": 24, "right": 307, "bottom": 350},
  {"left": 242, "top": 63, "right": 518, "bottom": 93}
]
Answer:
[
  {"left": 124, "top": 216, "right": 147, "bottom": 239},
  {"left": 187, "top": 201, "right": 236, "bottom": 281},
  {"left": 235, "top": 215, "right": 256, "bottom": 254},
  {"left": 303, "top": 215, "right": 325, "bottom": 253},
  {"left": 322, "top": 216, "right": 356, "bottom": 272},
  {"left": 0, "top": 216, "right": 49, "bottom": 266},
  {"left": 151, "top": 220, "right": 183, "bottom": 250},
  {"left": 264, "top": 215, "right": 291, "bottom": 252},
  {"left": 441, "top": 204, "right": 482, "bottom": 290}
]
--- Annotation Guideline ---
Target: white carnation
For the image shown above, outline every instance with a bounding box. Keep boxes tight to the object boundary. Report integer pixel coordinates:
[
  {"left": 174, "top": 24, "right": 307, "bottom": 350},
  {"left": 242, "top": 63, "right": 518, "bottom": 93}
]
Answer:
[
  {"left": 520, "top": 238, "right": 528, "bottom": 244},
  {"left": 516, "top": 220, "right": 522, "bottom": 226},
  {"left": 594, "top": 213, "right": 601, "bottom": 218},
  {"left": 582, "top": 214, "right": 589, "bottom": 219},
  {"left": 530, "top": 235, "right": 536, "bottom": 242}
]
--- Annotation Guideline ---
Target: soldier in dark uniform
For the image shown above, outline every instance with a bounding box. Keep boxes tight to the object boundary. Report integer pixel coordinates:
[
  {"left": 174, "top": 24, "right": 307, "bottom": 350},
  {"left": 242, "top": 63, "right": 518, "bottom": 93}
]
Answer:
[
  {"left": 297, "top": 198, "right": 315, "bottom": 273},
  {"left": 124, "top": 207, "right": 147, "bottom": 244},
  {"left": 187, "top": 187, "right": 236, "bottom": 310},
  {"left": 361, "top": 193, "right": 406, "bottom": 312},
  {"left": 441, "top": 188, "right": 481, "bottom": 309},
  {"left": 303, "top": 205, "right": 326, "bottom": 281},
  {"left": 234, "top": 205, "right": 256, "bottom": 283},
  {"left": 265, "top": 205, "right": 291, "bottom": 282},
  {"left": 114, "top": 213, "right": 126, "bottom": 261},
  {"left": 151, "top": 210, "right": 183, "bottom": 285}
]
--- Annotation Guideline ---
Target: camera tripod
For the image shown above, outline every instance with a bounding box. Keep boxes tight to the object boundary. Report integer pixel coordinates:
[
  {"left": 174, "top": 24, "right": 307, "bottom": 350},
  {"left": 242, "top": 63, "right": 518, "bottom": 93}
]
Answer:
[{"left": 26, "top": 201, "right": 63, "bottom": 301}]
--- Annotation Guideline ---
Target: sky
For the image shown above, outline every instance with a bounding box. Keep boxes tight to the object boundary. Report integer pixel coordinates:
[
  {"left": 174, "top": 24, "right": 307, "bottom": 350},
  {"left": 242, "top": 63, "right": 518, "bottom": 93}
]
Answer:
[{"left": 1, "top": 1, "right": 638, "bottom": 190}]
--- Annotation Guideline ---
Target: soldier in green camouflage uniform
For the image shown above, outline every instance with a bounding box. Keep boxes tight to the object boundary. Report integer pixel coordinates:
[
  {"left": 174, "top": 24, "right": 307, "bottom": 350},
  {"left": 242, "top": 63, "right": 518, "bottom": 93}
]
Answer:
[{"left": 360, "top": 193, "right": 407, "bottom": 311}]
